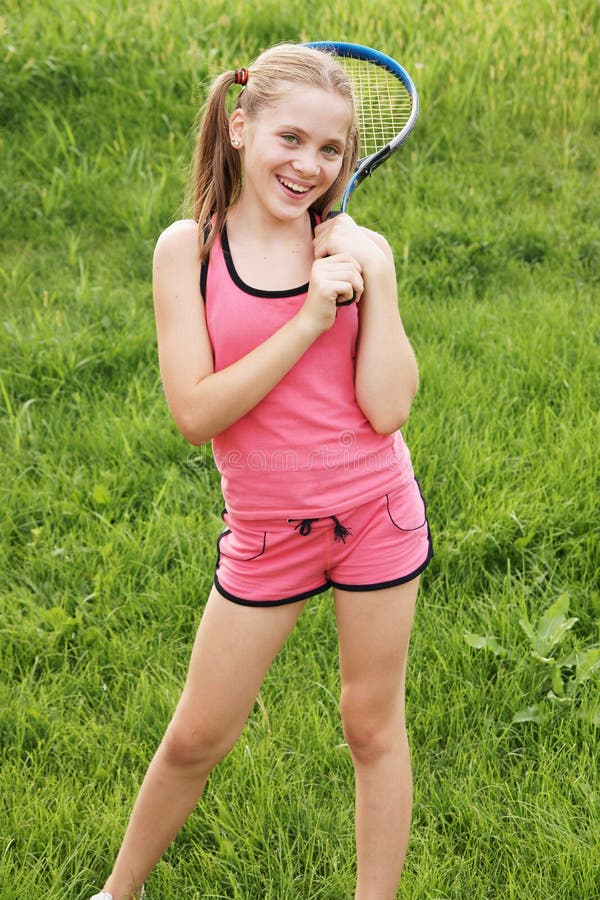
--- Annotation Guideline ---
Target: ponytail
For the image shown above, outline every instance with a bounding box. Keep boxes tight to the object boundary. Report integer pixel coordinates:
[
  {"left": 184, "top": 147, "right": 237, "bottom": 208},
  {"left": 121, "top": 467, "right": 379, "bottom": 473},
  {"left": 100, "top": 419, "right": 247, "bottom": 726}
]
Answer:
[{"left": 193, "top": 70, "right": 244, "bottom": 262}]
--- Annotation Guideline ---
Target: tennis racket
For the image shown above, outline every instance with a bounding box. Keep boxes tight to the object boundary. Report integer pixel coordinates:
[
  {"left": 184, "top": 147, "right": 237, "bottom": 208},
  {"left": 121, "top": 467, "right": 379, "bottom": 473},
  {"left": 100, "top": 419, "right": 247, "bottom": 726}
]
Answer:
[{"left": 305, "top": 41, "right": 419, "bottom": 303}]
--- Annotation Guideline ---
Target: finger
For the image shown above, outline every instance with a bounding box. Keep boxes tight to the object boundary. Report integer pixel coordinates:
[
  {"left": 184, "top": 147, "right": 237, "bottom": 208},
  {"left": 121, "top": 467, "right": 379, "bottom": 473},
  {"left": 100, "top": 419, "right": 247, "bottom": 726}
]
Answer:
[
  {"left": 313, "top": 221, "right": 355, "bottom": 259},
  {"left": 313, "top": 235, "right": 337, "bottom": 260},
  {"left": 328, "top": 264, "right": 364, "bottom": 293},
  {"left": 310, "top": 256, "right": 362, "bottom": 290},
  {"left": 330, "top": 281, "right": 355, "bottom": 303},
  {"left": 336, "top": 270, "right": 364, "bottom": 307},
  {"left": 315, "top": 251, "right": 361, "bottom": 271},
  {"left": 320, "top": 211, "right": 353, "bottom": 228}
]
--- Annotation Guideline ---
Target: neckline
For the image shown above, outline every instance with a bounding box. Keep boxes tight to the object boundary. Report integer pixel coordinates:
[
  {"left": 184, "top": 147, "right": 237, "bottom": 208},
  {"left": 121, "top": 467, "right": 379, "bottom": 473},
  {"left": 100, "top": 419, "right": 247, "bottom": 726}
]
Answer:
[{"left": 221, "top": 211, "right": 317, "bottom": 298}]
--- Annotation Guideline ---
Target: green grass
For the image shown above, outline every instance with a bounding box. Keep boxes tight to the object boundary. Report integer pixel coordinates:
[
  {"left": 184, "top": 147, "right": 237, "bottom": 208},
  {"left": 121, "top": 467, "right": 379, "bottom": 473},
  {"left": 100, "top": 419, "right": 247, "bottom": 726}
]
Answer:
[{"left": 1, "top": 0, "right": 599, "bottom": 897}]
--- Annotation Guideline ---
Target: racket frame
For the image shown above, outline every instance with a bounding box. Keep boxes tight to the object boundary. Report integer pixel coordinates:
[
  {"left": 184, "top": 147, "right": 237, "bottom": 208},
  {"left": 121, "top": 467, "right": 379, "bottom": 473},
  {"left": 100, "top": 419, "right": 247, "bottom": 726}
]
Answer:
[{"left": 305, "top": 41, "right": 419, "bottom": 210}]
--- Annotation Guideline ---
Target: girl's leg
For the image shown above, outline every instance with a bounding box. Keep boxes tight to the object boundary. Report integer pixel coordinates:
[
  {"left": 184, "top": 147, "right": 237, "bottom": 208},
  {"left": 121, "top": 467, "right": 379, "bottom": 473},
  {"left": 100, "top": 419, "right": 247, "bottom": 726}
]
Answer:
[
  {"left": 101, "top": 586, "right": 306, "bottom": 900},
  {"left": 333, "top": 578, "right": 419, "bottom": 900}
]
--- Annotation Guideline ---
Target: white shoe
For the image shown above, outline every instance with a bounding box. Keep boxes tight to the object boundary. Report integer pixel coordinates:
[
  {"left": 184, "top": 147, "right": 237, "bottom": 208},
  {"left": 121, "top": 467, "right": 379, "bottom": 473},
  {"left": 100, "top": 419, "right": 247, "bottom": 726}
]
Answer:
[{"left": 90, "top": 889, "right": 144, "bottom": 900}]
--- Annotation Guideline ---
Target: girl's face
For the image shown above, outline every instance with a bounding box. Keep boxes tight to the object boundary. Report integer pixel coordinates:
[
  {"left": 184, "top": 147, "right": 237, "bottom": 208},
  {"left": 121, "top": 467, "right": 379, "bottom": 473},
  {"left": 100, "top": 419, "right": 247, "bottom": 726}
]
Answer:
[{"left": 230, "top": 84, "right": 351, "bottom": 222}]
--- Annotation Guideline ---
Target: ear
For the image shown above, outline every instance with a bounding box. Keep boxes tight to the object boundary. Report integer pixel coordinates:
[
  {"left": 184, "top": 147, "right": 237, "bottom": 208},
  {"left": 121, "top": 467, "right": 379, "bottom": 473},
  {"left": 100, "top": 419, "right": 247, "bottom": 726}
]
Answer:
[{"left": 229, "top": 109, "right": 246, "bottom": 147}]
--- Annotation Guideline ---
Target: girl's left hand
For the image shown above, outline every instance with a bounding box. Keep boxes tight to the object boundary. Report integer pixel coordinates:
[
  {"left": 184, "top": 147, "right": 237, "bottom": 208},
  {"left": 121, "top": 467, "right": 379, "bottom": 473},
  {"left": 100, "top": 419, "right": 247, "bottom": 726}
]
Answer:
[{"left": 313, "top": 213, "right": 387, "bottom": 274}]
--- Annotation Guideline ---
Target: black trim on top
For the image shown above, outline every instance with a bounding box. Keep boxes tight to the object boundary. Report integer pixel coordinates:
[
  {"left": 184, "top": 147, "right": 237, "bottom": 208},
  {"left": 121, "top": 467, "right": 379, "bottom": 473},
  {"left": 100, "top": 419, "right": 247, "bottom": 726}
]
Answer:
[
  {"left": 200, "top": 211, "right": 319, "bottom": 302},
  {"left": 200, "top": 256, "right": 208, "bottom": 302},
  {"left": 199, "top": 220, "right": 211, "bottom": 303},
  {"left": 220, "top": 210, "right": 317, "bottom": 298}
]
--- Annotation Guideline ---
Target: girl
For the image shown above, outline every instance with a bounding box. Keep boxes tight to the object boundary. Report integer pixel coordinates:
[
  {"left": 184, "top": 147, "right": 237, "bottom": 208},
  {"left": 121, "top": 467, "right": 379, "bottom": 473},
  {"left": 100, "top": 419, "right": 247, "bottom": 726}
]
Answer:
[{"left": 91, "top": 42, "right": 432, "bottom": 900}]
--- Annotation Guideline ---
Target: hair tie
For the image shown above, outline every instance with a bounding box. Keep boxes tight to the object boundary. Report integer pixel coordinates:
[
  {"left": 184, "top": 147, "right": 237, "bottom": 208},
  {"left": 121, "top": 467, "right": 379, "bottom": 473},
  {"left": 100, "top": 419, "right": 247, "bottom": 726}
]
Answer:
[{"left": 234, "top": 68, "right": 249, "bottom": 86}]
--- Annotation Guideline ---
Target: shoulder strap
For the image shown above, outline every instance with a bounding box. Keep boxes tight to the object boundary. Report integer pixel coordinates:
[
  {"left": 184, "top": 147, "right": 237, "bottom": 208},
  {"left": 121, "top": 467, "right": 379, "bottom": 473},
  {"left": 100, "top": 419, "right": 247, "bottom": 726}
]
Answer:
[
  {"left": 199, "top": 221, "right": 211, "bottom": 303},
  {"left": 202, "top": 211, "right": 318, "bottom": 299}
]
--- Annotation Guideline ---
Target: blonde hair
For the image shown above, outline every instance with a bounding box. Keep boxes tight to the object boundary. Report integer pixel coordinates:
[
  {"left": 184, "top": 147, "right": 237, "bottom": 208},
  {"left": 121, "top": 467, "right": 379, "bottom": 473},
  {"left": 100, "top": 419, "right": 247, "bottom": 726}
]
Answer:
[{"left": 192, "top": 43, "right": 359, "bottom": 261}]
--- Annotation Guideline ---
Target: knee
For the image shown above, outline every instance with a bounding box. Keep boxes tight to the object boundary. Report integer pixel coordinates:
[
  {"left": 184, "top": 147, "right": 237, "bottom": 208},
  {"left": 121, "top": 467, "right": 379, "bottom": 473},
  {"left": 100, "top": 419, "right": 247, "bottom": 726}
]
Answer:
[
  {"left": 160, "top": 716, "right": 238, "bottom": 771},
  {"left": 339, "top": 687, "right": 406, "bottom": 765}
]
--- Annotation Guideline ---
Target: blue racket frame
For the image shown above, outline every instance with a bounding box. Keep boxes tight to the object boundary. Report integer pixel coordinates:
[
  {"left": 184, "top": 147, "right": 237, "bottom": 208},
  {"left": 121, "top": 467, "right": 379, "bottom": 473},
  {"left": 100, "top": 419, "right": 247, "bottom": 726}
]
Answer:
[{"left": 305, "top": 41, "right": 420, "bottom": 210}]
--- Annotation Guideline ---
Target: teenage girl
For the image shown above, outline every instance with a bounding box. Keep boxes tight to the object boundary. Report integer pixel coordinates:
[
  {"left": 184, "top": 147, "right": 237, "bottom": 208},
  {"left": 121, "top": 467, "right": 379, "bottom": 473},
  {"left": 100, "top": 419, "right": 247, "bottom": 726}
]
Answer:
[{"left": 91, "top": 42, "right": 432, "bottom": 900}]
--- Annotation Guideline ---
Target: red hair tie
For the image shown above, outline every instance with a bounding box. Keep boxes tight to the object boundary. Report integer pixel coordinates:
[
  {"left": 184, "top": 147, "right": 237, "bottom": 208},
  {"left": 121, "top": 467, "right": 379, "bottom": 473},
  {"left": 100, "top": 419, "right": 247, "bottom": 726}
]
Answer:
[{"left": 234, "top": 68, "right": 249, "bottom": 86}]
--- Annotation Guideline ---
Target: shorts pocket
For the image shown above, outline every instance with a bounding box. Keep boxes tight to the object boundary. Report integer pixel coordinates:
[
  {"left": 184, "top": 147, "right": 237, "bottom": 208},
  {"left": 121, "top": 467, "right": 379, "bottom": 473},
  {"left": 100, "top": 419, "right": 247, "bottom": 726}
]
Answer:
[
  {"left": 217, "top": 523, "right": 267, "bottom": 562},
  {"left": 385, "top": 478, "right": 427, "bottom": 532}
]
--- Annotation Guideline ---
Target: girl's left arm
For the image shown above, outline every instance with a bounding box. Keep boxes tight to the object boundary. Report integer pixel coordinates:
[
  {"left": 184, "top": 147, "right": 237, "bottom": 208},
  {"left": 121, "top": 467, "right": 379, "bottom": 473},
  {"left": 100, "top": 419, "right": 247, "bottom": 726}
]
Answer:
[
  {"left": 313, "top": 215, "right": 418, "bottom": 434},
  {"left": 353, "top": 230, "right": 419, "bottom": 434}
]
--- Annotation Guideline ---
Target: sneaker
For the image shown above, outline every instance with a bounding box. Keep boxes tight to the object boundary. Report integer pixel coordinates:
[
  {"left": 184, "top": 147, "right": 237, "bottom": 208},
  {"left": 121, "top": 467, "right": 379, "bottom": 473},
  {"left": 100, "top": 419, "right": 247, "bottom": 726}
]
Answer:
[{"left": 90, "top": 890, "right": 144, "bottom": 900}]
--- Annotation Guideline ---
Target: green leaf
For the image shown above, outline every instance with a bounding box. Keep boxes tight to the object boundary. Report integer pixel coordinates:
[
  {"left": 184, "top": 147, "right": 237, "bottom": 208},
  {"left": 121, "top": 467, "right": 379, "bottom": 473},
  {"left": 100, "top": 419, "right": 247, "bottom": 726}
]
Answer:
[
  {"left": 558, "top": 650, "right": 578, "bottom": 670},
  {"left": 464, "top": 633, "right": 489, "bottom": 650},
  {"left": 575, "top": 647, "right": 600, "bottom": 685},
  {"left": 551, "top": 663, "right": 564, "bottom": 697},
  {"left": 546, "top": 690, "right": 573, "bottom": 704},
  {"left": 92, "top": 483, "right": 110, "bottom": 505},
  {"left": 532, "top": 594, "right": 578, "bottom": 657},
  {"left": 464, "top": 633, "right": 509, "bottom": 657},
  {"left": 519, "top": 617, "right": 536, "bottom": 643},
  {"left": 579, "top": 706, "right": 600, "bottom": 728},
  {"left": 513, "top": 705, "right": 542, "bottom": 724}
]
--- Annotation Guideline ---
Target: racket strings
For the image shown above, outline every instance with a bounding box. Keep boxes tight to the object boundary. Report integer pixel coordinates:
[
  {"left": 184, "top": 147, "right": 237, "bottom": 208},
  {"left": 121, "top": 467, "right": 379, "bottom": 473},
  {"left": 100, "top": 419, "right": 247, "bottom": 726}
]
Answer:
[{"left": 341, "top": 58, "right": 413, "bottom": 158}]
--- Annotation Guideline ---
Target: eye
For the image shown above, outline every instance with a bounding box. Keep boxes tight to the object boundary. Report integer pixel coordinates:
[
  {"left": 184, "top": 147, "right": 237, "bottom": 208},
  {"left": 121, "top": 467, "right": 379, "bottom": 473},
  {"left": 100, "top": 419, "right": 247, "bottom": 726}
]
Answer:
[
  {"left": 282, "top": 134, "right": 299, "bottom": 144},
  {"left": 322, "top": 145, "right": 340, "bottom": 156}
]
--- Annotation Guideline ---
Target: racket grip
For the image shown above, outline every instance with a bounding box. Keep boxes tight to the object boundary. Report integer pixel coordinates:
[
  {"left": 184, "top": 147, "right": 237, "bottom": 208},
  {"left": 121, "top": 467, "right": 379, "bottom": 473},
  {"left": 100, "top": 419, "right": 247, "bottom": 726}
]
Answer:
[{"left": 326, "top": 210, "right": 356, "bottom": 306}]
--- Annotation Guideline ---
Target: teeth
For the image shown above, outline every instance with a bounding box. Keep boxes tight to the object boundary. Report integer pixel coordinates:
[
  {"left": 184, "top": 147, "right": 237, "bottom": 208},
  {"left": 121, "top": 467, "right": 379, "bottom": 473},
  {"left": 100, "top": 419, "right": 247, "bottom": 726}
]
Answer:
[{"left": 279, "top": 178, "right": 310, "bottom": 194}]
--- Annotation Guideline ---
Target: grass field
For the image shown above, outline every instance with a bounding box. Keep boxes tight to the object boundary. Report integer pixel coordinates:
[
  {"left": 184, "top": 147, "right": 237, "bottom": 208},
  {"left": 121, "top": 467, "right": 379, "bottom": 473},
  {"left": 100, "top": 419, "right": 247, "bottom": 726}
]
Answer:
[{"left": 1, "top": 1, "right": 599, "bottom": 897}]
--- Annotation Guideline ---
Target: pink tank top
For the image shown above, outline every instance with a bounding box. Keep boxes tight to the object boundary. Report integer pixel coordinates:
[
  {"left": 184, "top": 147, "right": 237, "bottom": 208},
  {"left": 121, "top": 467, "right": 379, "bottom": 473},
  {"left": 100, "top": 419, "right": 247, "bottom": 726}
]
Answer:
[{"left": 203, "top": 218, "right": 414, "bottom": 519}]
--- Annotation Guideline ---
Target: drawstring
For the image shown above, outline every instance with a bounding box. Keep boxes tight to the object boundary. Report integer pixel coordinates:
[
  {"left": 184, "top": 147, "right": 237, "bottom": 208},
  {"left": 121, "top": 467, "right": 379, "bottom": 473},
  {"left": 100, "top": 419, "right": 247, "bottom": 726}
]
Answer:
[
  {"left": 293, "top": 519, "right": 317, "bottom": 536},
  {"left": 331, "top": 516, "right": 351, "bottom": 543},
  {"left": 290, "top": 516, "right": 352, "bottom": 543}
]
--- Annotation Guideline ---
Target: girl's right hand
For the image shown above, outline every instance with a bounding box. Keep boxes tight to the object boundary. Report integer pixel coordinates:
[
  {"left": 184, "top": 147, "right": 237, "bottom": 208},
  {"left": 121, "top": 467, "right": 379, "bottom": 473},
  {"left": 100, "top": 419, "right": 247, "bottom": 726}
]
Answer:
[{"left": 299, "top": 253, "right": 364, "bottom": 335}]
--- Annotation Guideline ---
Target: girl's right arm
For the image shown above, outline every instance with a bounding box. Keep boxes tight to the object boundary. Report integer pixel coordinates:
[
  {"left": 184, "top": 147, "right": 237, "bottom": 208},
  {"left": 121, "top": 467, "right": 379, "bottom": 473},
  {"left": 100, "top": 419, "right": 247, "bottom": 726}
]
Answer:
[{"left": 153, "top": 220, "right": 362, "bottom": 445}]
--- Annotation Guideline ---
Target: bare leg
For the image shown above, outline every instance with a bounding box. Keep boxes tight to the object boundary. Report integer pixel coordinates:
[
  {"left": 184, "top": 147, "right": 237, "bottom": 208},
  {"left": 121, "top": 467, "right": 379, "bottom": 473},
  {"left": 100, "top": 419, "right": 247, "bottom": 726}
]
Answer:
[
  {"left": 101, "top": 587, "right": 306, "bottom": 900},
  {"left": 334, "top": 579, "right": 419, "bottom": 900}
]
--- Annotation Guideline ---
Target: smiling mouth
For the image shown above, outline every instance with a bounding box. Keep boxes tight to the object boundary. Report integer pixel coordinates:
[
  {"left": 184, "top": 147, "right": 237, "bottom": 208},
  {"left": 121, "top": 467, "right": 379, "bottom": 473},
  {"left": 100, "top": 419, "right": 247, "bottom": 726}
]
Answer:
[{"left": 277, "top": 176, "right": 312, "bottom": 195}]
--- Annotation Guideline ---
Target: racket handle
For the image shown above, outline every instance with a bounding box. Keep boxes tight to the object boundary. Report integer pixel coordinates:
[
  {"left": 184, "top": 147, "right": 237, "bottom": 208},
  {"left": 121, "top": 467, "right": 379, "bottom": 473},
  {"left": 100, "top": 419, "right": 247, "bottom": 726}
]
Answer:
[{"left": 326, "top": 210, "right": 355, "bottom": 306}]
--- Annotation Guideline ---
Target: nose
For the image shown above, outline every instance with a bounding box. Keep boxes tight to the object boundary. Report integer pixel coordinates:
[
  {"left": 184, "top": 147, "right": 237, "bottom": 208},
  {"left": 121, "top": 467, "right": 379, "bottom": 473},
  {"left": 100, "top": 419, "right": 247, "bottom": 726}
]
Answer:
[{"left": 291, "top": 149, "right": 320, "bottom": 177}]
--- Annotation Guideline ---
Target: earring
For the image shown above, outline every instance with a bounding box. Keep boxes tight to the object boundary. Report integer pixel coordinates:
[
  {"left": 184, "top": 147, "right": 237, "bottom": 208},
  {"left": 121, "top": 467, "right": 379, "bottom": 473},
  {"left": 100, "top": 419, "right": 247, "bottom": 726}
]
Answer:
[{"left": 231, "top": 138, "right": 241, "bottom": 148}]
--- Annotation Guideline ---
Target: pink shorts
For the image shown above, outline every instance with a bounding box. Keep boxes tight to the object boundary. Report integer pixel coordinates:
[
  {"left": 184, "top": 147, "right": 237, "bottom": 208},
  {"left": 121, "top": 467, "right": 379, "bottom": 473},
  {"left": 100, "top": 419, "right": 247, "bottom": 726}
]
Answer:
[{"left": 214, "top": 477, "right": 433, "bottom": 607}]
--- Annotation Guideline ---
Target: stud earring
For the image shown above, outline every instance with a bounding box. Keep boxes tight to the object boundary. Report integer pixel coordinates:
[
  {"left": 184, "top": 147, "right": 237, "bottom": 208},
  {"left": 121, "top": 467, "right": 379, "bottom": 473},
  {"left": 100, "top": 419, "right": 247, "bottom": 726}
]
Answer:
[{"left": 231, "top": 138, "right": 241, "bottom": 148}]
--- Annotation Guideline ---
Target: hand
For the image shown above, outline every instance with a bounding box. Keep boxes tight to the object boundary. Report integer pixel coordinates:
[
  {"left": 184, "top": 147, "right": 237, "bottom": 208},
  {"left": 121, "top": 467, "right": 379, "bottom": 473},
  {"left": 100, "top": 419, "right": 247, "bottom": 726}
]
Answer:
[
  {"left": 313, "top": 213, "right": 387, "bottom": 274},
  {"left": 298, "top": 254, "right": 364, "bottom": 335}
]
